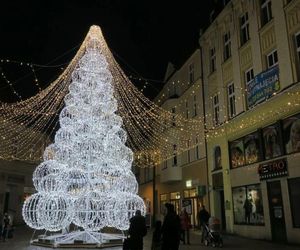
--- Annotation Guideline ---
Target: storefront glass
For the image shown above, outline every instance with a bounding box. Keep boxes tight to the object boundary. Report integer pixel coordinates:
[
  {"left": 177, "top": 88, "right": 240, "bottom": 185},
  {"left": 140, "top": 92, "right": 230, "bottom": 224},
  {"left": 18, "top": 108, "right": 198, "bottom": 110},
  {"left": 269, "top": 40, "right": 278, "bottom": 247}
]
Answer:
[
  {"left": 288, "top": 177, "right": 300, "bottom": 228},
  {"left": 232, "top": 184, "right": 264, "bottom": 225},
  {"left": 230, "top": 139, "right": 245, "bottom": 168},
  {"left": 244, "top": 133, "right": 260, "bottom": 164},
  {"left": 262, "top": 123, "right": 283, "bottom": 159},
  {"left": 283, "top": 114, "right": 300, "bottom": 154}
]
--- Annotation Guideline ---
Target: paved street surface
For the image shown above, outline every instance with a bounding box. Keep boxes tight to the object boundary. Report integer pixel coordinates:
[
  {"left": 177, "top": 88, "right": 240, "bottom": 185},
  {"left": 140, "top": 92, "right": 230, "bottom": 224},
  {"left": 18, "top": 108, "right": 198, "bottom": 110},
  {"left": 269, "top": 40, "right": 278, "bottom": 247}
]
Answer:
[{"left": 0, "top": 226, "right": 299, "bottom": 250}]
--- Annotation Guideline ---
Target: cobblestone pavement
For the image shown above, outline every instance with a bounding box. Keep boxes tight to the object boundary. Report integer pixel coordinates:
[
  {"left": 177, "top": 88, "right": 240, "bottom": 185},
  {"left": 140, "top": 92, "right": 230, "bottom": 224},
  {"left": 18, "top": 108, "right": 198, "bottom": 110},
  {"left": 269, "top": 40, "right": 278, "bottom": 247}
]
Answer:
[{"left": 0, "top": 226, "right": 299, "bottom": 250}]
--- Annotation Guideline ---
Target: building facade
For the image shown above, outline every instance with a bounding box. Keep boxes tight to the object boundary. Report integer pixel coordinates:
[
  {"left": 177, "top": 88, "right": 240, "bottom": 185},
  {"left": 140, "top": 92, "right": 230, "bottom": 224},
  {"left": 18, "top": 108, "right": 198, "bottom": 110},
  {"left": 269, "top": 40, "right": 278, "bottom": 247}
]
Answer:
[
  {"left": 137, "top": 49, "right": 209, "bottom": 228},
  {"left": 199, "top": 0, "right": 300, "bottom": 244},
  {"left": 0, "top": 124, "right": 49, "bottom": 225}
]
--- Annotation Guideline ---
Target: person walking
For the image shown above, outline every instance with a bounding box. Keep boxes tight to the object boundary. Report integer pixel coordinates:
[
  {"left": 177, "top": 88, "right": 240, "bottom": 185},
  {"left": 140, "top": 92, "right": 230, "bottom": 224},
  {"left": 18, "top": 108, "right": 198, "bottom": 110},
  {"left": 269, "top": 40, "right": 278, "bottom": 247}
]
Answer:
[
  {"left": 2, "top": 213, "right": 10, "bottom": 242},
  {"left": 151, "top": 220, "right": 162, "bottom": 250},
  {"left": 128, "top": 210, "right": 147, "bottom": 250},
  {"left": 199, "top": 205, "right": 210, "bottom": 243},
  {"left": 179, "top": 208, "right": 191, "bottom": 245},
  {"left": 161, "top": 203, "right": 181, "bottom": 250}
]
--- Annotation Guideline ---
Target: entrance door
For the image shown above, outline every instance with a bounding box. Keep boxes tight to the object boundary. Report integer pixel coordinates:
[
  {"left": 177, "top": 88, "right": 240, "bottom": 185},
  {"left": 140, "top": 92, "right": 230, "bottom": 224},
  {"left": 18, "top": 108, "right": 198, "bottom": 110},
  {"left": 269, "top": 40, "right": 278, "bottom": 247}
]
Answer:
[
  {"left": 267, "top": 181, "right": 287, "bottom": 242},
  {"left": 219, "top": 190, "right": 226, "bottom": 230}
]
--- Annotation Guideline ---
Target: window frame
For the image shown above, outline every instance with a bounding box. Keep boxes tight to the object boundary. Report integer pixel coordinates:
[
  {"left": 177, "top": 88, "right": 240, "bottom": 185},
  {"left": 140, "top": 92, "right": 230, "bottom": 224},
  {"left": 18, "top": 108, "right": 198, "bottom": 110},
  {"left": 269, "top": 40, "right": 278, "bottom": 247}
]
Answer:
[
  {"left": 224, "top": 31, "right": 232, "bottom": 61},
  {"left": 227, "top": 82, "right": 236, "bottom": 118},
  {"left": 193, "top": 95, "right": 197, "bottom": 117},
  {"left": 212, "top": 94, "right": 220, "bottom": 126},
  {"left": 210, "top": 47, "right": 216, "bottom": 73},
  {"left": 260, "top": 0, "right": 272, "bottom": 27},
  {"left": 240, "top": 12, "right": 250, "bottom": 46},
  {"left": 288, "top": 177, "right": 300, "bottom": 228},
  {"left": 189, "top": 63, "right": 195, "bottom": 84},
  {"left": 295, "top": 31, "right": 300, "bottom": 68},
  {"left": 172, "top": 144, "right": 178, "bottom": 166},
  {"left": 267, "top": 49, "right": 278, "bottom": 69}
]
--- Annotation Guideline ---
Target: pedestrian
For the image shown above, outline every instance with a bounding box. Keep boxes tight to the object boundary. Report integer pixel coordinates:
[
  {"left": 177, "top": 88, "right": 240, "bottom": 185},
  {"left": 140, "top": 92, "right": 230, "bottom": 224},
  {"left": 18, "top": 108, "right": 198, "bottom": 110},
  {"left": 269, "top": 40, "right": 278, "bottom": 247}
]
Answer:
[
  {"left": 2, "top": 213, "right": 10, "bottom": 242},
  {"left": 179, "top": 208, "right": 191, "bottom": 245},
  {"left": 199, "top": 205, "right": 210, "bottom": 243},
  {"left": 128, "top": 210, "right": 147, "bottom": 250},
  {"left": 161, "top": 203, "right": 181, "bottom": 250},
  {"left": 151, "top": 220, "right": 162, "bottom": 250}
]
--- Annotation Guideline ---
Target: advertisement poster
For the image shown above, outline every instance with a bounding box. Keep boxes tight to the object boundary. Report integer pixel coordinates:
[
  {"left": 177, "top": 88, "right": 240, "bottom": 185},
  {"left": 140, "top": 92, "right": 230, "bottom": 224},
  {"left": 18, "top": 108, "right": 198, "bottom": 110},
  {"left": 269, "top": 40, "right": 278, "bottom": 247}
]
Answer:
[
  {"left": 246, "top": 65, "right": 280, "bottom": 108},
  {"left": 182, "top": 199, "right": 192, "bottom": 215},
  {"left": 244, "top": 133, "right": 260, "bottom": 164},
  {"left": 230, "top": 140, "right": 245, "bottom": 168},
  {"left": 262, "top": 124, "right": 282, "bottom": 159},
  {"left": 283, "top": 114, "right": 300, "bottom": 154}
]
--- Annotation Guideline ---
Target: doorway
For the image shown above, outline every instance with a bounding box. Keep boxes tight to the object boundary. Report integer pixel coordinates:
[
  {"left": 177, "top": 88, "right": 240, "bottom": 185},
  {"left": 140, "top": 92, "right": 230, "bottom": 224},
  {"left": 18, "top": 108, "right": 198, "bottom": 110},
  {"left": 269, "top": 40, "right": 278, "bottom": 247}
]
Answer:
[
  {"left": 267, "top": 181, "right": 287, "bottom": 242},
  {"left": 219, "top": 190, "right": 226, "bottom": 230}
]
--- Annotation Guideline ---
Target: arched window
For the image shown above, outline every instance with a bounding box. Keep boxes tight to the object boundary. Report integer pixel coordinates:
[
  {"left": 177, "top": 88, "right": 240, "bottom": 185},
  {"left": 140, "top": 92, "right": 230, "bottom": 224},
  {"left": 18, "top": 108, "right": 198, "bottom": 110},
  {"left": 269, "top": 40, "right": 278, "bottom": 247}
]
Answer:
[{"left": 214, "top": 146, "right": 222, "bottom": 170}]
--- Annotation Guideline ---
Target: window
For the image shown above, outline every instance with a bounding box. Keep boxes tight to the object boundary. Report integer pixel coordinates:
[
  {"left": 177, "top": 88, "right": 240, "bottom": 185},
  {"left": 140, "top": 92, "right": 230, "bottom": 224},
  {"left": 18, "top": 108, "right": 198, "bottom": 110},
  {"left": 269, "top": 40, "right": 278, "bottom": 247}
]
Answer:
[
  {"left": 245, "top": 68, "right": 254, "bottom": 85},
  {"left": 261, "top": 0, "right": 272, "bottom": 26},
  {"left": 160, "top": 194, "right": 168, "bottom": 213},
  {"left": 283, "top": 114, "right": 300, "bottom": 154},
  {"left": 262, "top": 123, "right": 283, "bottom": 160},
  {"left": 288, "top": 178, "right": 300, "bottom": 228},
  {"left": 212, "top": 94, "right": 220, "bottom": 126},
  {"left": 185, "top": 101, "right": 189, "bottom": 119},
  {"left": 267, "top": 50, "right": 278, "bottom": 68},
  {"left": 172, "top": 144, "right": 177, "bottom": 166},
  {"left": 240, "top": 12, "right": 250, "bottom": 46},
  {"left": 189, "top": 63, "right": 195, "bottom": 84},
  {"left": 210, "top": 47, "right": 216, "bottom": 73},
  {"left": 193, "top": 95, "right": 197, "bottom": 117},
  {"left": 232, "top": 184, "right": 264, "bottom": 225},
  {"left": 295, "top": 32, "right": 300, "bottom": 70},
  {"left": 195, "top": 137, "right": 200, "bottom": 160},
  {"left": 227, "top": 82, "right": 236, "bottom": 118},
  {"left": 230, "top": 139, "right": 245, "bottom": 168},
  {"left": 244, "top": 133, "right": 260, "bottom": 164},
  {"left": 214, "top": 146, "right": 222, "bottom": 169},
  {"left": 171, "top": 107, "right": 176, "bottom": 126},
  {"left": 162, "top": 160, "right": 167, "bottom": 170},
  {"left": 224, "top": 31, "right": 231, "bottom": 61},
  {"left": 187, "top": 140, "right": 191, "bottom": 163}
]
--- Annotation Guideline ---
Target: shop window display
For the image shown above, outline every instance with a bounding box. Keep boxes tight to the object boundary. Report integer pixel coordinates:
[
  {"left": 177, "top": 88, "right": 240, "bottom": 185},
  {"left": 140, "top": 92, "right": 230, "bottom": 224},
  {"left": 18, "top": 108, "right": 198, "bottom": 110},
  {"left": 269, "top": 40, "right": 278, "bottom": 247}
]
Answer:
[
  {"left": 230, "top": 140, "right": 245, "bottom": 168},
  {"left": 232, "top": 184, "right": 264, "bottom": 225},
  {"left": 263, "top": 124, "right": 282, "bottom": 159},
  {"left": 283, "top": 114, "right": 300, "bottom": 154},
  {"left": 244, "top": 133, "right": 260, "bottom": 164},
  {"left": 288, "top": 178, "right": 300, "bottom": 228}
]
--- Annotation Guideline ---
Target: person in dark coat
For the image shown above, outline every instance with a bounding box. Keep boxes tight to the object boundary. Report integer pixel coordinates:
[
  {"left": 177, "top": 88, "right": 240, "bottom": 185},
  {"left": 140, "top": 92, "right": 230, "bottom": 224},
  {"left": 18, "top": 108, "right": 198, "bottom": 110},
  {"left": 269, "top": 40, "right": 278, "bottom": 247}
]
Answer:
[
  {"left": 199, "top": 205, "right": 210, "bottom": 243},
  {"left": 161, "top": 203, "right": 181, "bottom": 250},
  {"left": 128, "top": 210, "right": 147, "bottom": 250},
  {"left": 2, "top": 213, "right": 10, "bottom": 242},
  {"left": 151, "top": 220, "right": 162, "bottom": 250}
]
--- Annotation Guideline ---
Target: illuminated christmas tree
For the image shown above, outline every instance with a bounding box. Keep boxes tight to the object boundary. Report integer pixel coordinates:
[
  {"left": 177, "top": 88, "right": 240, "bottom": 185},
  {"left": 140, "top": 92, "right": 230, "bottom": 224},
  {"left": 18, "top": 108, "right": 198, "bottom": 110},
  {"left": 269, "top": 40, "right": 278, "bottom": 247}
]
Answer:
[{"left": 22, "top": 26, "right": 145, "bottom": 244}]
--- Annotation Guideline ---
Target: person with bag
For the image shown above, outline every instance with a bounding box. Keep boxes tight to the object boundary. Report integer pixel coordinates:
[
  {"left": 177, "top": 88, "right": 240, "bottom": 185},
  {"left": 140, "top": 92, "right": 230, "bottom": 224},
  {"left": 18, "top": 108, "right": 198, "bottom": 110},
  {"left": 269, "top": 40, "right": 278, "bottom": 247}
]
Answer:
[
  {"left": 127, "top": 210, "right": 147, "bottom": 250},
  {"left": 180, "top": 208, "right": 191, "bottom": 245}
]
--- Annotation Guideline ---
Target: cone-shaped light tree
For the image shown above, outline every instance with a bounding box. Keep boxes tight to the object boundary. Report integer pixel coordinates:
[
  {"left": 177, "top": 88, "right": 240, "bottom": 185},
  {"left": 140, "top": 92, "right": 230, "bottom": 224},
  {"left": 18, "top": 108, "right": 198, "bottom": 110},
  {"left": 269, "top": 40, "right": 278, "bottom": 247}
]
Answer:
[{"left": 22, "top": 27, "right": 145, "bottom": 233}]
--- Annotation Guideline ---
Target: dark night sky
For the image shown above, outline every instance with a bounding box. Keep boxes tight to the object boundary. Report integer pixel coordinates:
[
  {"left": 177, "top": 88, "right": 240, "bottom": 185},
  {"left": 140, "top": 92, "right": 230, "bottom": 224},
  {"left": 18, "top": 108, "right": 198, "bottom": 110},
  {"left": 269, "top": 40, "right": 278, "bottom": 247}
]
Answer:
[{"left": 0, "top": 0, "right": 218, "bottom": 102}]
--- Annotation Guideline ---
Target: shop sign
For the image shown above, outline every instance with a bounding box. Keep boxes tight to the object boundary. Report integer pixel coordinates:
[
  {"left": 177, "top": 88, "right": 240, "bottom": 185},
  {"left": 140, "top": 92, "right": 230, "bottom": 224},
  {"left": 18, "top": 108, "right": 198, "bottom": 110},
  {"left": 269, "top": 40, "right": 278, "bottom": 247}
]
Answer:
[
  {"left": 182, "top": 199, "right": 192, "bottom": 215},
  {"left": 247, "top": 65, "right": 280, "bottom": 108},
  {"left": 258, "top": 158, "right": 288, "bottom": 180}
]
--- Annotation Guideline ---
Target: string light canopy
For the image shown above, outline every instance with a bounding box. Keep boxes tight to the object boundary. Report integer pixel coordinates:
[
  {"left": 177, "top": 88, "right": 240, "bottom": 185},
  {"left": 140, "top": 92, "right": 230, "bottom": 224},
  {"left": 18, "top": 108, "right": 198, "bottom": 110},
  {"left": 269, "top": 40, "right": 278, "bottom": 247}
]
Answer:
[{"left": 0, "top": 25, "right": 205, "bottom": 167}]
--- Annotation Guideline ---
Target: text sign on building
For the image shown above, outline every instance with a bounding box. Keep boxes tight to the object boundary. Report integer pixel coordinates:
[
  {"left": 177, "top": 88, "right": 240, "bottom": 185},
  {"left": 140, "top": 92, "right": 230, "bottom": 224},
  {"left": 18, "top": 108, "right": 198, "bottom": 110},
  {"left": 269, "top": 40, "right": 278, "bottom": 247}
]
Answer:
[
  {"left": 247, "top": 65, "right": 280, "bottom": 108},
  {"left": 258, "top": 158, "right": 288, "bottom": 180}
]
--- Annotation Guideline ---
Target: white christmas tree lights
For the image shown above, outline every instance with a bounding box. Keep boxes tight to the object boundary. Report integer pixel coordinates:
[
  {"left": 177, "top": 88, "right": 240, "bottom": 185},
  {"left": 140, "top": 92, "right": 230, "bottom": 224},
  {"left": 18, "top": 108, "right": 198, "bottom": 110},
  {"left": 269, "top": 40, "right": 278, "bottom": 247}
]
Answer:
[{"left": 22, "top": 27, "right": 145, "bottom": 241}]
